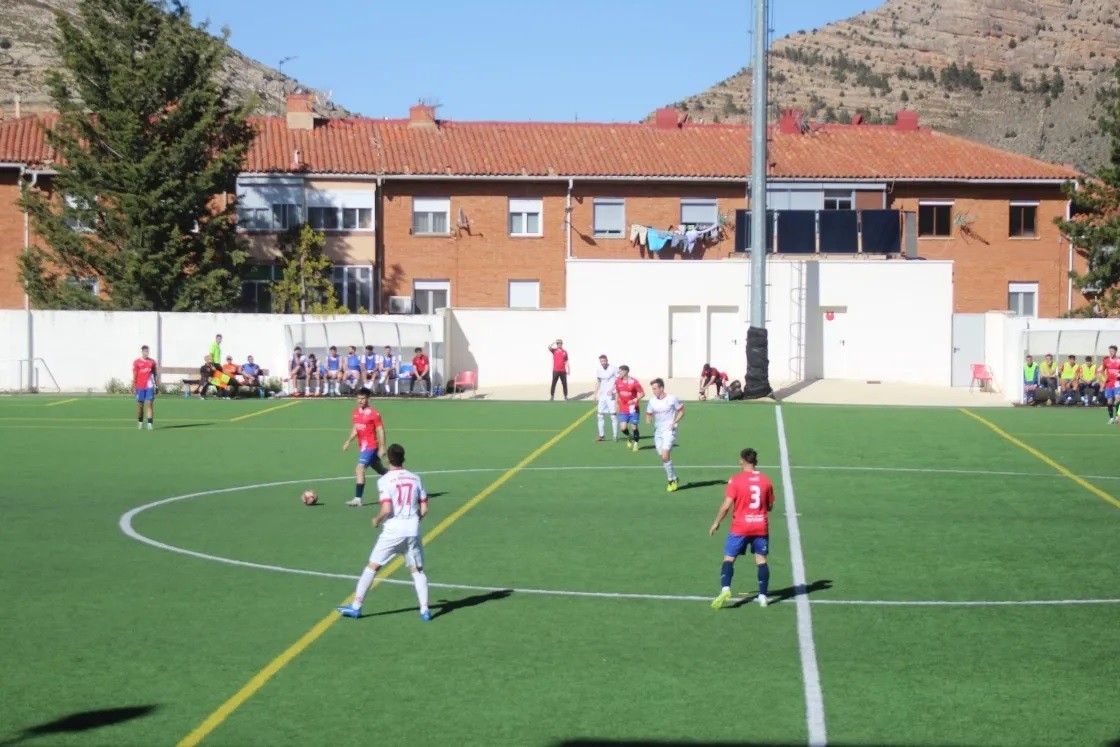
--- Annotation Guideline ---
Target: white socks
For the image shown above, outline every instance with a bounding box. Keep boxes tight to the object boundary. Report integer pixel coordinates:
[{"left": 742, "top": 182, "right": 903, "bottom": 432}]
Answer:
[
  {"left": 412, "top": 570, "right": 429, "bottom": 612},
  {"left": 610, "top": 415, "right": 618, "bottom": 439},
  {"left": 597, "top": 414, "right": 605, "bottom": 437},
  {"left": 353, "top": 567, "right": 376, "bottom": 608},
  {"left": 663, "top": 460, "right": 677, "bottom": 481}
]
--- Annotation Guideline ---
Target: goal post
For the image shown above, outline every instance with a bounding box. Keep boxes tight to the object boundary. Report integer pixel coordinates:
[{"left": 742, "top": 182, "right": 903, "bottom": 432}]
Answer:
[{"left": 282, "top": 318, "right": 444, "bottom": 388}]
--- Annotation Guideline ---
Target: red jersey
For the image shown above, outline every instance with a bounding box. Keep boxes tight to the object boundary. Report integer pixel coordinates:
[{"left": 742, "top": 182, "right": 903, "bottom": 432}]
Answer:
[
  {"left": 551, "top": 348, "right": 568, "bottom": 372},
  {"left": 412, "top": 353, "right": 429, "bottom": 375},
  {"left": 615, "top": 377, "right": 644, "bottom": 413},
  {"left": 352, "top": 406, "right": 384, "bottom": 451},
  {"left": 133, "top": 357, "right": 157, "bottom": 389},
  {"left": 726, "top": 469, "right": 776, "bottom": 537},
  {"left": 1103, "top": 356, "right": 1120, "bottom": 386}
]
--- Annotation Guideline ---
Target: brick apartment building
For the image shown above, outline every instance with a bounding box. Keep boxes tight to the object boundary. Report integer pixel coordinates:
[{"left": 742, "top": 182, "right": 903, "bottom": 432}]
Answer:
[{"left": 0, "top": 93, "right": 1085, "bottom": 316}]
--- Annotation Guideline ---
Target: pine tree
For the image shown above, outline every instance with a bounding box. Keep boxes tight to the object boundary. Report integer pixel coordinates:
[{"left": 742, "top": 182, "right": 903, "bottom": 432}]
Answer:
[
  {"left": 18, "top": 0, "right": 255, "bottom": 310},
  {"left": 270, "top": 224, "right": 348, "bottom": 315},
  {"left": 1057, "top": 63, "right": 1120, "bottom": 316}
]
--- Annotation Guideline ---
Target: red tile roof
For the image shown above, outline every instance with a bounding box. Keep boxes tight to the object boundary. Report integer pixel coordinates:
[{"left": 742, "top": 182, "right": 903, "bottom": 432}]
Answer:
[{"left": 0, "top": 112, "right": 1081, "bottom": 181}]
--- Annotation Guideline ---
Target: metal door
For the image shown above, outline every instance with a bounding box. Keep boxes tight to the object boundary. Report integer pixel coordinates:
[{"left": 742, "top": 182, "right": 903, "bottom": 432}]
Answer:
[
  {"left": 951, "top": 314, "right": 986, "bottom": 387},
  {"left": 669, "top": 306, "right": 702, "bottom": 379}
]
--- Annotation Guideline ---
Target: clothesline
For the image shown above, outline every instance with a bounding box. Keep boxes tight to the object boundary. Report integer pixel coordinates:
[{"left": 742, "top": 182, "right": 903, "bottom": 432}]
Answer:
[{"left": 629, "top": 222, "right": 722, "bottom": 254}]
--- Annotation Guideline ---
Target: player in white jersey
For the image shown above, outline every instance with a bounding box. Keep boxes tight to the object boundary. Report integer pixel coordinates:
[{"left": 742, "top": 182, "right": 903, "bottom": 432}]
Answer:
[
  {"left": 337, "top": 443, "right": 432, "bottom": 621},
  {"left": 645, "top": 377, "right": 685, "bottom": 492},
  {"left": 594, "top": 354, "right": 620, "bottom": 442}
]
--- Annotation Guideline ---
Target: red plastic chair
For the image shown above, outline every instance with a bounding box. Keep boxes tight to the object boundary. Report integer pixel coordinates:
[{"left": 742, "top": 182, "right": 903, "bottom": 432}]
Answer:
[
  {"left": 969, "top": 363, "right": 998, "bottom": 393},
  {"left": 451, "top": 370, "right": 478, "bottom": 397}
]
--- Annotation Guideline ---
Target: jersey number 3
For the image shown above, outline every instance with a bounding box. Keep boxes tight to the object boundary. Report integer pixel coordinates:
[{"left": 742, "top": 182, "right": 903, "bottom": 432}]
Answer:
[{"left": 748, "top": 484, "right": 762, "bottom": 509}]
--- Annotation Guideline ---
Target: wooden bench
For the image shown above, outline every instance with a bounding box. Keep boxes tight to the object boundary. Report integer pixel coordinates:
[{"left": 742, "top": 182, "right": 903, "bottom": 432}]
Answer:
[{"left": 162, "top": 366, "right": 271, "bottom": 398}]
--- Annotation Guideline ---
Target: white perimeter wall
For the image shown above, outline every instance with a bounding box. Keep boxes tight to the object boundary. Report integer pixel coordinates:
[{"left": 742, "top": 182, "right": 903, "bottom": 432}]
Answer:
[
  {"left": 446, "top": 257, "right": 954, "bottom": 389},
  {"left": 0, "top": 311, "right": 442, "bottom": 393}
]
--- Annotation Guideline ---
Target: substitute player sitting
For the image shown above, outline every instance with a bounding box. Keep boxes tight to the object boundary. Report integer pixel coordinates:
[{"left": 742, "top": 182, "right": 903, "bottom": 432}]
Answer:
[
  {"left": 709, "top": 447, "right": 776, "bottom": 609},
  {"left": 615, "top": 365, "right": 644, "bottom": 451},
  {"left": 344, "top": 387, "right": 388, "bottom": 507},
  {"left": 594, "top": 354, "right": 619, "bottom": 442},
  {"left": 337, "top": 443, "right": 431, "bottom": 621}
]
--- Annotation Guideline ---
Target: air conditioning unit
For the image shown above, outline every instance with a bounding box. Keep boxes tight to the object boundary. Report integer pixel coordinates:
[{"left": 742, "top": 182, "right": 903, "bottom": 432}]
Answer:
[{"left": 389, "top": 295, "right": 414, "bottom": 315}]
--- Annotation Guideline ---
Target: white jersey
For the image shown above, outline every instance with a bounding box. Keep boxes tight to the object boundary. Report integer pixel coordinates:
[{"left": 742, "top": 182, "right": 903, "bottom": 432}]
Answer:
[
  {"left": 646, "top": 393, "right": 683, "bottom": 431},
  {"left": 376, "top": 468, "right": 427, "bottom": 535},
  {"left": 596, "top": 365, "right": 619, "bottom": 399}
]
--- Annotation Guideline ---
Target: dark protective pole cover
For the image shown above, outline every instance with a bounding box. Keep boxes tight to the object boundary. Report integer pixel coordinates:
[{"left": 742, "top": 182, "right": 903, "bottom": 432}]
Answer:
[{"left": 745, "top": 326, "right": 773, "bottom": 399}]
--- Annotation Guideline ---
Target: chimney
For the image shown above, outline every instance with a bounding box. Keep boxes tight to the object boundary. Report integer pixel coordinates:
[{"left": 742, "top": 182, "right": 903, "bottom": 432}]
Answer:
[
  {"left": 653, "top": 107, "right": 682, "bottom": 129},
  {"left": 778, "top": 108, "right": 805, "bottom": 134},
  {"left": 409, "top": 104, "right": 438, "bottom": 128},
  {"left": 286, "top": 91, "right": 314, "bottom": 130},
  {"left": 895, "top": 109, "right": 919, "bottom": 131}
]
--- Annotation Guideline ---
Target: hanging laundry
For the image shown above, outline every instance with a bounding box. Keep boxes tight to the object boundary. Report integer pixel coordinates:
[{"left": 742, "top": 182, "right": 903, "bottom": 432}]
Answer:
[
  {"left": 647, "top": 229, "right": 671, "bottom": 253},
  {"left": 684, "top": 230, "right": 700, "bottom": 254},
  {"left": 629, "top": 224, "right": 648, "bottom": 247},
  {"left": 669, "top": 232, "right": 684, "bottom": 250}
]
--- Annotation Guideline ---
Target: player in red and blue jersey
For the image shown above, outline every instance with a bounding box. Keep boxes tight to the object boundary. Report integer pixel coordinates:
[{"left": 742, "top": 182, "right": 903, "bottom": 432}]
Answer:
[
  {"left": 709, "top": 447, "right": 776, "bottom": 609},
  {"left": 344, "top": 387, "right": 388, "bottom": 506},
  {"left": 615, "top": 365, "right": 645, "bottom": 452},
  {"left": 132, "top": 344, "right": 158, "bottom": 430},
  {"left": 1102, "top": 344, "right": 1120, "bottom": 424}
]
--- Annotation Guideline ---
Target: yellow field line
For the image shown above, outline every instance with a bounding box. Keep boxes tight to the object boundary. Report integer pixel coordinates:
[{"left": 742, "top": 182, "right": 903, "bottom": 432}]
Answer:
[
  {"left": 43, "top": 398, "right": 78, "bottom": 407},
  {"left": 226, "top": 401, "right": 301, "bottom": 423},
  {"left": 961, "top": 408, "right": 1120, "bottom": 510},
  {"left": 176, "top": 407, "right": 594, "bottom": 747}
]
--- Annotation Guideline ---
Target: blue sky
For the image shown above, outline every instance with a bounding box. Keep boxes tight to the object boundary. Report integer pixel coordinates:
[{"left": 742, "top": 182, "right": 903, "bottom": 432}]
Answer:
[{"left": 186, "top": 0, "right": 884, "bottom": 122}]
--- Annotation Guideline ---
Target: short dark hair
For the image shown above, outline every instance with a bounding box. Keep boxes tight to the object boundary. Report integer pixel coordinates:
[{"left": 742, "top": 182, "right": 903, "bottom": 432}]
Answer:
[
  {"left": 386, "top": 443, "right": 405, "bottom": 466},
  {"left": 618, "top": 365, "right": 629, "bottom": 372},
  {"left": 141, "top": 345, "right": 149, "bottom": 351},
  {"left": 414, "top": 347, "right": 423, "bottom": 353},
  {"left": 650, "top": 377, "right": 665, "bottom": 388},
  {"left": 357, "top": 387, "right": 371, "bottom": 397},
  {"left": 1111, "top": 345, "right": 1117, "bottom": 352},
  {"left": 740, "top": 448, "right": 758, "bottom": 465},
  {"left": 329, "top": 345, "right": 337, "bottom": 351}
]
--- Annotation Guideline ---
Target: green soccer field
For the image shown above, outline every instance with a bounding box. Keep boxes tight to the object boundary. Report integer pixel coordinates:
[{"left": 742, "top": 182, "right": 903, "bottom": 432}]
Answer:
[{"left": 0, "top": 395, "right": 1117, "bottom": 747}]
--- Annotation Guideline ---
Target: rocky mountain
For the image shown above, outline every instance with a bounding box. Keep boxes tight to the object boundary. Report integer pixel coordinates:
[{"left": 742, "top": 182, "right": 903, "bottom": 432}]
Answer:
[
  {"left": 667, "top": 0, "right": 1120, "bottom": 172},
  {"left": 0, "top": 0, "right": 349, "bottom": 121}
]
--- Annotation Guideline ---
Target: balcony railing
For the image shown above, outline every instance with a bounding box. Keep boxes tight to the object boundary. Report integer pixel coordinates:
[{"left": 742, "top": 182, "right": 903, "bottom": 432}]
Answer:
[{"left": 733, "top": 209, "right": 908, "bottom": 255}]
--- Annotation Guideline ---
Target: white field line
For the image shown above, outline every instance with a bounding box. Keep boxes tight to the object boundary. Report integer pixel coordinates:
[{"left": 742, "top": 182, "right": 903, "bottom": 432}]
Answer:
[{"left": 775, "top": 405, "right": 829, "bottom": 746}]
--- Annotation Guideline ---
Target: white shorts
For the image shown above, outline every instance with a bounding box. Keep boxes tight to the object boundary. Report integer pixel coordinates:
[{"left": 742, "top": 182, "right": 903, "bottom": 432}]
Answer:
[
  {"left": 597, "top": 396, "right": 618, "bottom": 414},
  {"left": 368, "top": 530, "right": 424, "bottom": 569},
  {"left": 654, "top": 428, "right": 677, "bottom": 453}
]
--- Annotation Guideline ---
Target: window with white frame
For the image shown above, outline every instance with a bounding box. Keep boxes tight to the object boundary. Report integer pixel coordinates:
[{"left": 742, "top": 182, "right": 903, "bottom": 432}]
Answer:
[
  {"left": 332, "top": 265, "right": 374, "bottom": 313},
  {"left": 508, "top": 280, "right": 541, "bottom": 309},
  {"left": 65, "top": 276, "right": 99, "bottom": 296},
  {"left": 680, "top": 198, "right": 718, "bottom": 227},
  {"left": 823, "top": 189, "right": 853, "bottom": 211},
  {"left": 1009, "top": 201, "right": 1038, "bottom": 238},
  {"left": 413, "top": 280, "right": 450, "bottom": 314},
  {"left": 592, "top": 198, "right": 625, "bottom": 238},
  {"left": 509, "top": 198, "right": 543, "bottom": 237},
  {"left": 306, "top": 189, "right": 374, "bottom": 232},
  {"left": 236, "top": 178, "right": 304, "bottom": 232},
  {"left": 1008, "top": 282, "right": 1038, "bottom": 317},
  {"left": 239, "top": 264, "right": 281, "bottom": 313},
  {"left": 412, "top": 197, "right": 450, "bottom": 235},
  {"left": 63, "top": 194, "right": 94, "bottom": 232},
  {"left": 918, "top": 200, "right": 953, "bottom": 237}
]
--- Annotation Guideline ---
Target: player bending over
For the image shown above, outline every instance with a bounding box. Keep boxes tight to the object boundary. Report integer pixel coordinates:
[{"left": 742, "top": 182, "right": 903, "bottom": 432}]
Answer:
[
  {"left": 709, "top": 447, "right": 776, "bottom": 609},
  {"left": 343, "top": 387, "right": 389, "bottom": 507},
  {"left": 337, "top": 443, "right": 431, "bottom": 621}
]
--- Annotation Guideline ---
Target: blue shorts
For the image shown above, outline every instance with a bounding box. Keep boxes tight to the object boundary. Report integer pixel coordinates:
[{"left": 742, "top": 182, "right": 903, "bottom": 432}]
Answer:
[
  {"left": 724, "top": 534, "right": 768, "bottom": 557},
  {"left": 136, "top": 387, "right": 154, "bottom": 402},
  {"left": 1106, "top": 386, "right": 1118, "bottom": 400},
  {"left": 358, "top": 449, "right": 380, "bottom": 467},
  {"left": 619, "top": 411, "right": 639, "bottom": 426}
]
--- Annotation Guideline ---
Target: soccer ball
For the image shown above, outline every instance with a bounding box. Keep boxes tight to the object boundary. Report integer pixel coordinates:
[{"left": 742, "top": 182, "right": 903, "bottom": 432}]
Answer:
[{"left": 301, "top": 490, "right": 318, "bottom": 506}]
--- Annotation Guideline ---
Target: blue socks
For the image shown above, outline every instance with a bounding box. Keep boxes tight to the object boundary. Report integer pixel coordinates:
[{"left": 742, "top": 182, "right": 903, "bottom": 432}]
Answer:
[
  {"left": 720, "top": 561, "right": 734, "bottom": 589},
  {"left": 757, "top": 563, "right": 770, "bottom": 595},
  {"left": 355, "top": 483, "right": 365, "bottom": 499}
]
